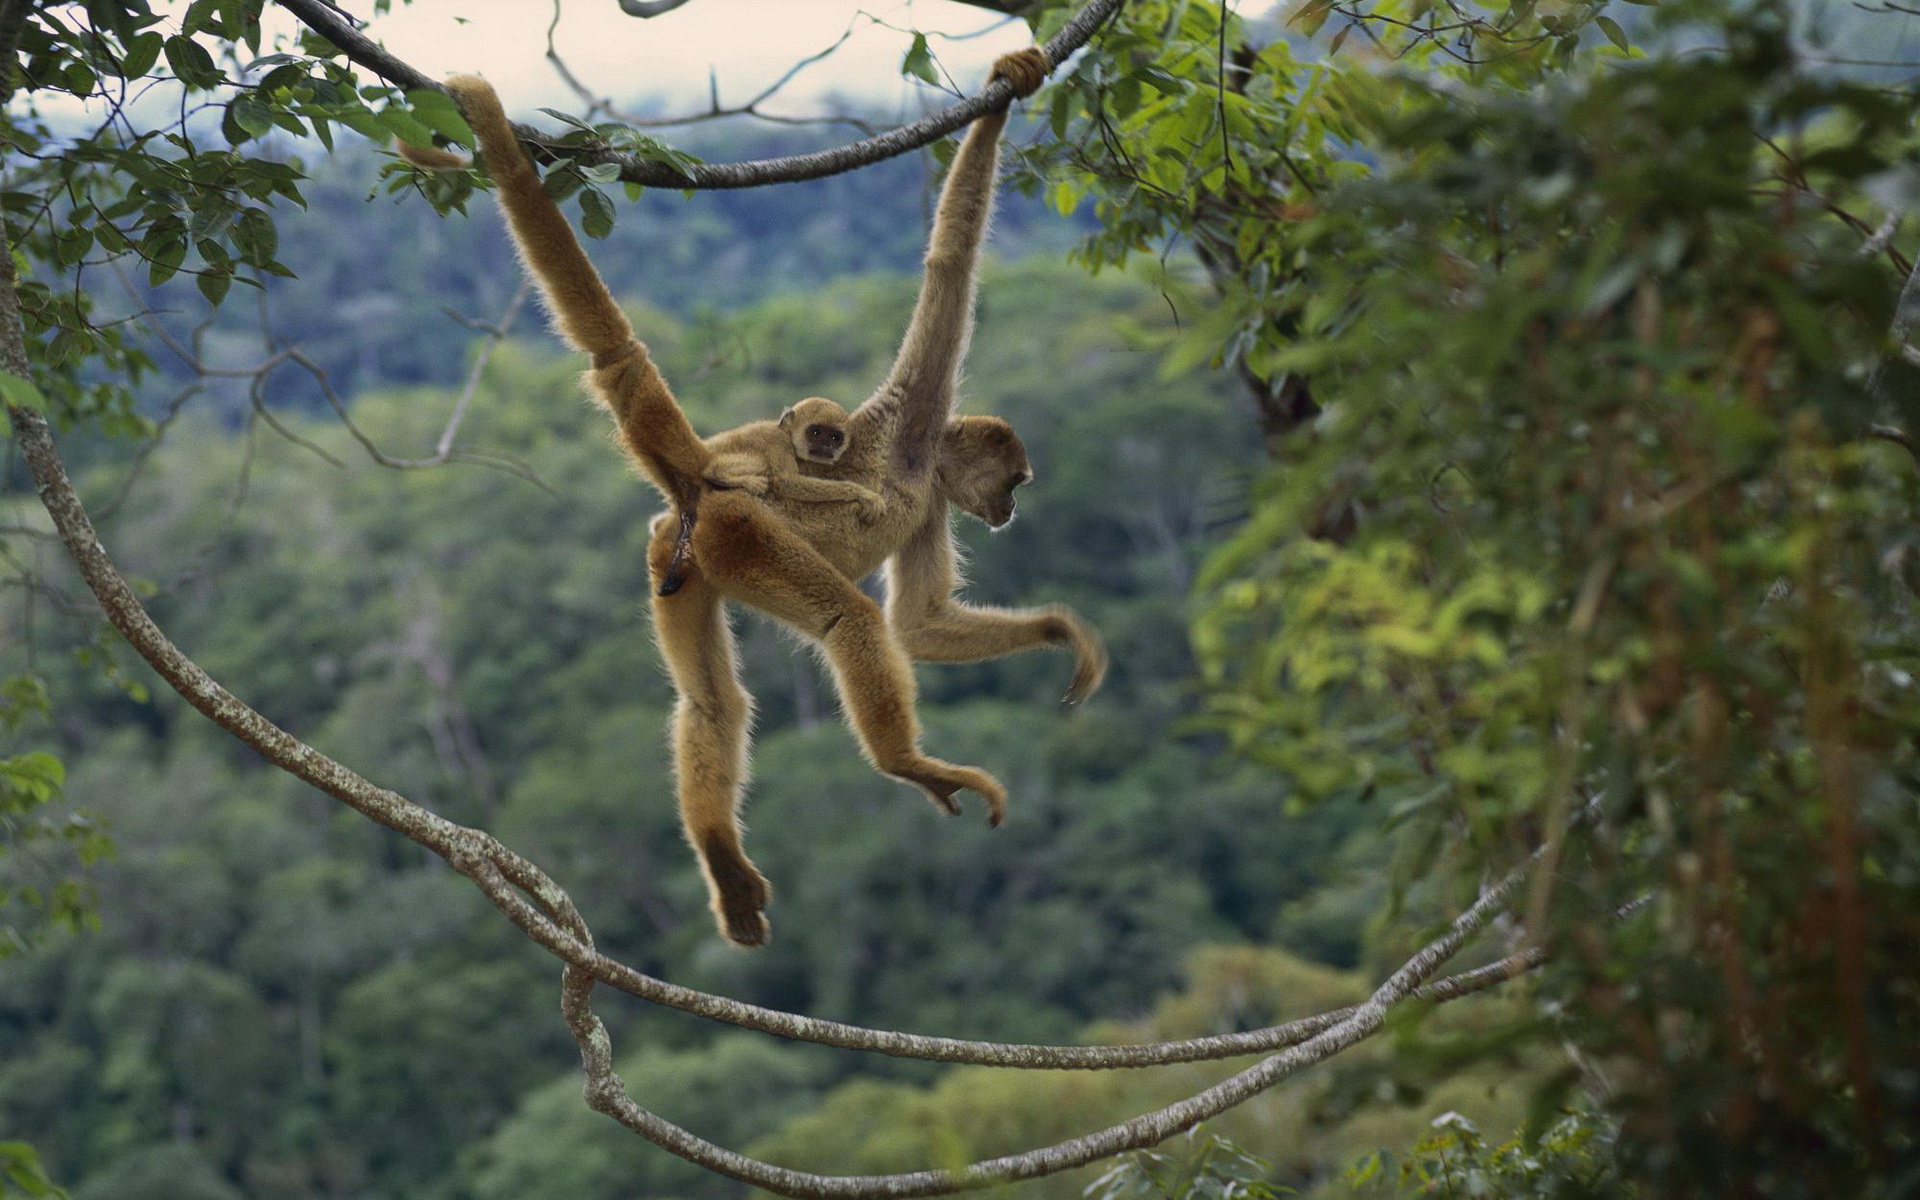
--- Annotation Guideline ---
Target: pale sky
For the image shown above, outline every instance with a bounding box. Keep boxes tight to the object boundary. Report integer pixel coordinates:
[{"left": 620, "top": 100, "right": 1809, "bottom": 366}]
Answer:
[{"left": 350, "top": 0, "right": 1040, "bottom": 118}]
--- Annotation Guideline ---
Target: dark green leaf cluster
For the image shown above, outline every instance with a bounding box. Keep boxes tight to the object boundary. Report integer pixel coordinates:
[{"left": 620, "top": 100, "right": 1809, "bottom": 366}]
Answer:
[
  {"left": 0, "top": 0, "right": 706, "bottom": 433},
  {"left": 1088, "top": 1129, "right": 1290, "bottom": 1200},
  {"left": 1345, "top": 1109, "right": 1619, "bottom": 1197},
  {"left": 1170, "top": 9, "right": 1919, "bottom": 1196},
  {"left": 0, "top": 676, "right": 111, "bottom": 960}
]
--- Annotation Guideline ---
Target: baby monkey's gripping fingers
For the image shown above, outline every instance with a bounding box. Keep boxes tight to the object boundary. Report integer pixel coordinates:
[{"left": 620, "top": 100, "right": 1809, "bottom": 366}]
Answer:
[{"left": 989, "top": 48, "right": 1049, "bottom": 100}]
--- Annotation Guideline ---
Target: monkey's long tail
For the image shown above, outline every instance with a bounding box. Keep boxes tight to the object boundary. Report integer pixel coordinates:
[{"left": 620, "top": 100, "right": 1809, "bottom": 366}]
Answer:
[{"left": 442, "top": 75, "right": 709, "bottom": 506}]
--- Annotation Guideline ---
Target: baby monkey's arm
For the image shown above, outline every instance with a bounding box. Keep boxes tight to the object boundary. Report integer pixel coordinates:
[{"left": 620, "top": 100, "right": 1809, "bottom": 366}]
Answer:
[{"left": 706, "top": 454, "right": 885, "bottom": 518}]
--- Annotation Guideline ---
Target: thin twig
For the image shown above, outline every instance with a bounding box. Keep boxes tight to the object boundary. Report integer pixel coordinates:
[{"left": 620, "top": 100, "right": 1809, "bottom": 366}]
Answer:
[
  {"left": 436, "top": 282, "right": 529, "bottom": 458},
  {"left": 546, "top": 5, "right": 876, "bottom": 133}
]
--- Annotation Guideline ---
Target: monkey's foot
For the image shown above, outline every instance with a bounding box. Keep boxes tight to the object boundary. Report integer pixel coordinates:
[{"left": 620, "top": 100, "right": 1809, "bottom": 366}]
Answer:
[
  {"left": 1044, "top": 608, "right": 1108, "bottom": 706},
  {"left": 896, "top": 758, "right": 1008, "bottom": 827},
  {"left": 1064, "top": 641, "right": 1108, "bottom": 706},
  {"left": 700, "top": 836, "right": 772, "bottom": 948},
  {"left": 989, "top": 48, "right": 1049, "bottom": 100}
]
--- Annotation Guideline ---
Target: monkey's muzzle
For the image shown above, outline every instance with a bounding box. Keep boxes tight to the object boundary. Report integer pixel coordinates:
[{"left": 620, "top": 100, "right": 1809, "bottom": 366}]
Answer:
[{"left": 805, "top": 426, "right": 846, "bottom": 460}]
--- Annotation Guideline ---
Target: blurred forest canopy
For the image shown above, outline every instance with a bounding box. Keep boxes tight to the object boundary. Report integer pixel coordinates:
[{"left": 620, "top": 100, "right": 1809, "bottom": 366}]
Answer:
[{"left": 1, "top": 0, "right": 1919, "bottom": 1197}]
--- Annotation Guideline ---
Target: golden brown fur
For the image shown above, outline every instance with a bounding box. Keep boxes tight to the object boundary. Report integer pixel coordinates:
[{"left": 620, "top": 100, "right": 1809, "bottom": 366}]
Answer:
[
  {"left": 703, "top": 397, "right": 880, "bottom": 514},
  {"left": 658, "top": 397, "right": 879, "bottom": 594},
  {"left": 439, "top": 52, "right": 1104, "bottom": 947}
]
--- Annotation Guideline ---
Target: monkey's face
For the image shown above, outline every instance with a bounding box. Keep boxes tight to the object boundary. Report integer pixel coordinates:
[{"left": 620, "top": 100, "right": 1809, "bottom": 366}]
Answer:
[
  {"left": 782, "top": 397, "right": 852, "bottom": 465},
  {"left": 939, "top": 416, "right": 1032, "bottom": 530}
]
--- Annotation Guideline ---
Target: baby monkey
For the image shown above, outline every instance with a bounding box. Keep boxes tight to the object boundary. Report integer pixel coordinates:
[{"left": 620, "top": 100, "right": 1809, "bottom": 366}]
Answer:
[{"left": 657, "top": 397, "right": 883, "bottom": 596}]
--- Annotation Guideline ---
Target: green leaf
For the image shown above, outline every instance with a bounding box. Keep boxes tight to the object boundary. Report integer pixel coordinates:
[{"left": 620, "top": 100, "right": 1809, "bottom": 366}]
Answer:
[
  {"left": 1049, "top": 87, "right": 1073, "bottom": 140},
  {"left": 407, "top": 88, "right": 474, "bottom": 145},
  {"left": 231, "top": 95, "right": 273, "bottom": 137},
  {"left": 163, "top": 34, "right": 220, "bottom": 89},
  {"left": 1596, "top": 15, "right": 1629, "bottom": 50},
  {"left": 255, "top": 63, "right": 308, "bottom": 96},
  {"left": 541, "top": 167, "right": 583, "bottom": 202},
  {"left": 536, "top": 107, "right": 597, "bottom": 133},
  {"left": 376, "top": 106, "right": 436, "bottom": 150},
  {"left": 234, "top": 208, "right": 277, "bottom": 263},
  {"left": 147, "top": 237, "right": 187, "bottom": 287},
  {"left": 1288, "top": 0, "right": 1338, "bottom": 25},
  {"left": 180, "top": 0, "right": 221, "bottom": 36},
  {"left": 332, "top": 104, "right": 386, "bottom": 142},
  {"left": 221, "top": 99, "right": 253, "bottom": 145},
  {"left": 579, "top": 186, "right": 614, "bottom": 239},
  {"left": 902, "top": 32, "right": 937, "bottom": 86},
  {"left": 0, "top": 371, "right": 47, "bottom": 413},
  {"left": 120, "top": 32, "right": 164, "bottom": 77},
  {"left": 196, "top": 270, "right": 232, "bottom": 307},
  {"left": 0, "top": 1141, "right": 61, "bottom": 1198}
]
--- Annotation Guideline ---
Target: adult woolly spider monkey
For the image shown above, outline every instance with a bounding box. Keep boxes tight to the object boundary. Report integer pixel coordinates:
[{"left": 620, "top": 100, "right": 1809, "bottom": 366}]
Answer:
[{"left": 431, "top": 53, "right": 1105, "bottom": 947}]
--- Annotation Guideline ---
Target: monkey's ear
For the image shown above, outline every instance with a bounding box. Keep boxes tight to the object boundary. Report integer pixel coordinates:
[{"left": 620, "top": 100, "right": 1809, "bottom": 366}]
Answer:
[{"left": 778, "top": 408, "right": 795, "bottom": 428}]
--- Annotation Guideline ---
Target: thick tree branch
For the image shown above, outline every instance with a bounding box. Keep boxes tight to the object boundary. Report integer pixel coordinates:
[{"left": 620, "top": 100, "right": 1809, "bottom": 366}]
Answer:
[{"left": 273, "top": 0, "right": 1123, "bottom": 189}]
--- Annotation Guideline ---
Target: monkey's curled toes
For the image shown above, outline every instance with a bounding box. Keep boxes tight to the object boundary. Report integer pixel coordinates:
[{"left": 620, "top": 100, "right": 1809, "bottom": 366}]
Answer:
[{"left": 990, "top": 48, "right": 1049, "bottom": 99}]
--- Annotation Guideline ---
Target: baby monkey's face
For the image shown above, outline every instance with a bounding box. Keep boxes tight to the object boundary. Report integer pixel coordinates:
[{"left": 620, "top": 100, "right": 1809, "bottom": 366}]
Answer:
[{"left": 781, "top": 397, "right": 853, "bottom": 464}]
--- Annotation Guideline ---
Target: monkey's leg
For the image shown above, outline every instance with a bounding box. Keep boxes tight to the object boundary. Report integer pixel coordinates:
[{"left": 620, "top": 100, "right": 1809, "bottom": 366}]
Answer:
[
  {"left": 885, "top": 519, "right": 1107, "bottom": 704},
  {"left": 893, "top": 603, "right": 1108, "bottom": 706},
  {"left": 647, "top": 529, "right": 770, "bottom": 948},
  {"left": 694, "top": 493, "right": 1008, "bottom": 825}
]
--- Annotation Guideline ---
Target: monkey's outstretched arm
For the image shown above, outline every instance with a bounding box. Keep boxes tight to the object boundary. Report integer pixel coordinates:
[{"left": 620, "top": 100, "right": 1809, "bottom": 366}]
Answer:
[
  {"left": 866, "top": 49, "right": 1047, "bottom": 473},
  {"left": 884, "top": 508, "right": 1107, "bottom": 704},
  {"left": 443, "top": 75, "right": 710, "bottom": 508}
]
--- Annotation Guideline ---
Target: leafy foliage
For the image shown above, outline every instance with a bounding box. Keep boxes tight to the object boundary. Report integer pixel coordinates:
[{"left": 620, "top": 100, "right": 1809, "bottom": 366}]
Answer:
[
  {"left": 1344, "top": 1110, "right": 1620, "bottom": 1198},
  {"left": 0, "top": 1143, "right": 66, "bottom": 1200},
  {"left": 1086, "top": 1130, "right": 1289, "bottom": 1200},
  {"left": 0, "top": 678, "right": 110, "bottom": 958},
  {"left": 1019, "top": 0, "right": 1920, "bottom": 1193}
]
